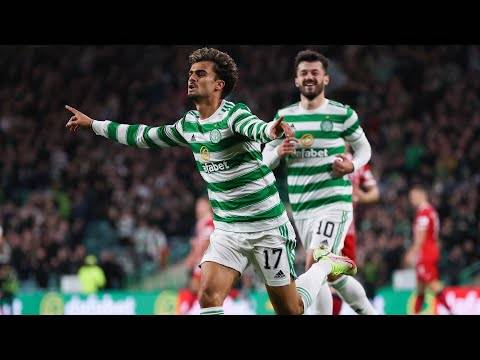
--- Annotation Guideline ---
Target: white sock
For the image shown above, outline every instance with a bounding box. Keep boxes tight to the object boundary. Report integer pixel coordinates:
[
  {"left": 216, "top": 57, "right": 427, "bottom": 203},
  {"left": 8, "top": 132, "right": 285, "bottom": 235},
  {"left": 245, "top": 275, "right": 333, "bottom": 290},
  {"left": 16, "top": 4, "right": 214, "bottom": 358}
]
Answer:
[
  {"left": 200, "top": 306, "right": 224, "bottom": 315},
  {"left": 295, "top": 261, "right": 332, "bottom": 312},
  {"left": 311, "top": 283, "right": 333, "bottom": 315},
  {"left": 331, "top": 276, "right": 377, "bottom": 315}
]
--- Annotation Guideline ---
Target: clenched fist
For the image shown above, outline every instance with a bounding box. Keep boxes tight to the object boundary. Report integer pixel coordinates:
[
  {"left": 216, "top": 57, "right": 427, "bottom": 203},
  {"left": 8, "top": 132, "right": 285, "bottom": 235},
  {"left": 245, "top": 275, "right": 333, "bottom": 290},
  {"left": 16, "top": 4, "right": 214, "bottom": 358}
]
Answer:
[{"left": 332, "top": 154, "right": 354, "bottom": 178}]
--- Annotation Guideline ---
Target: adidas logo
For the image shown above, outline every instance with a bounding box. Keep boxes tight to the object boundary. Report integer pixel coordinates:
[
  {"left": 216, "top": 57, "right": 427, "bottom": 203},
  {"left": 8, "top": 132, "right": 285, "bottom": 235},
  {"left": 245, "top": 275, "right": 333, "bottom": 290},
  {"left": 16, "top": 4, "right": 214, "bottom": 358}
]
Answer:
[
  {"left": 274, "top": 270, "right": 286, "bottom": 279},
  {"left": 191, "top": 134, "right": 196, "bottom": 142}
]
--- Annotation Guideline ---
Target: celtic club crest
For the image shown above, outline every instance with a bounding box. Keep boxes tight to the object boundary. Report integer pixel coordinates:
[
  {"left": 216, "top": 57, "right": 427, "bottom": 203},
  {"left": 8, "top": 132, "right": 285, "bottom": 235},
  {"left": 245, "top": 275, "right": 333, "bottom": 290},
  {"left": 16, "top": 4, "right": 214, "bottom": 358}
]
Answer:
[
  {"left": 321, "top": 120, "right": 333, "bottom": 132},
  {"left": 210, "top": 129, "right": 221, "bottom": 144}
]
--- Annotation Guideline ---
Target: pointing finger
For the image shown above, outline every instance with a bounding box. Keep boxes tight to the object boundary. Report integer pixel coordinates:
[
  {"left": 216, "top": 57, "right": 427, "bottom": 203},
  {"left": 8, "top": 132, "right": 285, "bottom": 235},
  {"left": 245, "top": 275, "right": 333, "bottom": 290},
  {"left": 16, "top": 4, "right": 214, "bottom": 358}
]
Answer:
[{"left": 65, "top": 105, "right": 80, "bottom": 115}]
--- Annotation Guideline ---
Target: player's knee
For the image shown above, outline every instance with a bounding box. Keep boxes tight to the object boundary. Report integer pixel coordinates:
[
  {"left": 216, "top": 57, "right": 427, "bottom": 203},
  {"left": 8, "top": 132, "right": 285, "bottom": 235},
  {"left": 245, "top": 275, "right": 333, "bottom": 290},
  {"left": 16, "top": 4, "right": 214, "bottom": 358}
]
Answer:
[{"left": 198, "top": 286, "right": 224, "bottom": 308}]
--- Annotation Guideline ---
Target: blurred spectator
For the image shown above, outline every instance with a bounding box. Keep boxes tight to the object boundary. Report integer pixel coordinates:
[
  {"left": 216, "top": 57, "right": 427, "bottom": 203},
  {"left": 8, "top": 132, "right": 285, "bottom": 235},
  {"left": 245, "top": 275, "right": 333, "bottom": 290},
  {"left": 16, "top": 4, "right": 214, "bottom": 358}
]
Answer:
[
  {"left": 0, "top": 265, "right": 19, "bottom": 314},
  {"left": 31, "top": 248, "right": 50, "bottom": 289},
  {"left": 0, "top": 226, "right": 11, "bottom": 266},
  {"left": 52, "top": 246, "right": 76, "bottom": 276},
  {"left": 99, "top": 250, "right": 126, "bottom": 289},
  {"left": 360, "top": 252, "right": 387, "bottom": 299},
  {"left": 71, "top": 244, "right": 87, "bottom": 271},
  {"left": 0, "top": 225, "right": 18, "bottom": 314},
  {"left": 116, "top": 210, "right": 135, "bottom": 247},
  {"left": 443, "top": 245, "right": 467, "bottom": 285},
  {"left": 78, "top": 255, "right": 106, "bottom": 294},
  {"left": 132, "top": 219, "right": 168, "bottom": 269}
]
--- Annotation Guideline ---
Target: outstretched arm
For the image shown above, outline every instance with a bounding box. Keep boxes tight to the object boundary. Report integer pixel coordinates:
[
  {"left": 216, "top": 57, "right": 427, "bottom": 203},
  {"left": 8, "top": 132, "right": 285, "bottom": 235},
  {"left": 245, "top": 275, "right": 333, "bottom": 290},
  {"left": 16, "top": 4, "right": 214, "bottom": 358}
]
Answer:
[
  {"left": 228, "top": 104, "right": 294, "bottom": 143},
  {"left": 65, "top": 105, "right": 187, "bottom": 148}
]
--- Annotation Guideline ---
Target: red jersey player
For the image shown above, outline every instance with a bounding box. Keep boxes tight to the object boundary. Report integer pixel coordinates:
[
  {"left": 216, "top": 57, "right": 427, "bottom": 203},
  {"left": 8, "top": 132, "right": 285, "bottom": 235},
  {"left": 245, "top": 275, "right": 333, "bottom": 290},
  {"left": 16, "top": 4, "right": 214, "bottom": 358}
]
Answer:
[
  {"left": 405, "top": 184, "right": 451, "bottom": 314},
  {"left": 179, "top": 196, "right": 241, "bottom": 314},
  {"left": 179, "top": 197, "right": 215, "bottom": 313},
  {"left": 343, "top": 152, "right": 380, "bottom": 262},
  {"left": 331, "top": 148, "right": 380, "bottom": 315},
  {"left": 184, "top": 197, "right": 214, "bottom": 283}
]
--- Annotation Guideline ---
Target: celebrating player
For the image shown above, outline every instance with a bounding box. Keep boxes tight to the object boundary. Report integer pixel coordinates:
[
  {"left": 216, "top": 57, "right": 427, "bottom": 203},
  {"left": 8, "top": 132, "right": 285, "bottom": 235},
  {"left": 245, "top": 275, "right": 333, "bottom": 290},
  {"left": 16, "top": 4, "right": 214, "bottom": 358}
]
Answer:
[{"left": 263, "top": 50, "right": 376, "bottom": 315}]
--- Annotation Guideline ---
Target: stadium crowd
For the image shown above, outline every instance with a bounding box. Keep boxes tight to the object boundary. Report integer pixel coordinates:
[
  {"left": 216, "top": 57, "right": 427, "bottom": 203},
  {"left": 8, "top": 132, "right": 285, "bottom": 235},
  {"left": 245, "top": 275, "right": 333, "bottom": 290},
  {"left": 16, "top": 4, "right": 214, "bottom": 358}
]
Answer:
[{"left": 0, "top": 45, "right": 479, "bottom": 297}]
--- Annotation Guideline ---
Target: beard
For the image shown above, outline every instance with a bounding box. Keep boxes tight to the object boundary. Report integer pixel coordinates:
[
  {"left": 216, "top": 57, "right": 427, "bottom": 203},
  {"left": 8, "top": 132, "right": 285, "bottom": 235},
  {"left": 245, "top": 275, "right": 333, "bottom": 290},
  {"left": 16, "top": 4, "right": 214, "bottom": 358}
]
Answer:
[
  {"left": 299, "top": 81, "right": 324, "bottom": 100},
  {"left": 187, "top": 93, "right": 201, "bottom": 101},
  {"left": 187, "top": 90, "right": 209, "bottom": 103}
]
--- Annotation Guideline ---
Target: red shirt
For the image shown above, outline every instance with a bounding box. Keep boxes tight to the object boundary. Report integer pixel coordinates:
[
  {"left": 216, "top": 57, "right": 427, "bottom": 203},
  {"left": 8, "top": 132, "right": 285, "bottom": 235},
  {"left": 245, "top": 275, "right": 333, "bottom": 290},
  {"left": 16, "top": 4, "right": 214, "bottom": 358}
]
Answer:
[
  {"left": 349, "top": 163, "right": 377, "bottom": 191},
  {"left": 194, "top": 217, "right": 215, "bottom": 244},
  {"left": 414, "top": 203, "right": 440, "bottom": 262},
  {"left": 190, "top": 216, "right": 214, "bottom": 265},
  {"left": 347, "top": 160, "right": 377, "bottom": 236}
]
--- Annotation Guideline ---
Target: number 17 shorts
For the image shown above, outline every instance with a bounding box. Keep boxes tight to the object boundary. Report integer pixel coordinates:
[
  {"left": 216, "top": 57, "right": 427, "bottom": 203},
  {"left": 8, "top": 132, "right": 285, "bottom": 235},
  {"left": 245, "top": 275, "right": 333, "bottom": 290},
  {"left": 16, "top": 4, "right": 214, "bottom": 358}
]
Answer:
[{"left": 200, "top": 222, "right": 297, "bottom": 287}]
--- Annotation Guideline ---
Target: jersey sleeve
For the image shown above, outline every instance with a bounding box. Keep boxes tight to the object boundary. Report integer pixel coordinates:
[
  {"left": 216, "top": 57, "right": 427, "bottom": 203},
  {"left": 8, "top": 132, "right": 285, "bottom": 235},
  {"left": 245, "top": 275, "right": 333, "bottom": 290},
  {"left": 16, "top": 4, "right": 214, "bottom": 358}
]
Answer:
[
  {"left": 228, "top": 103, "right": 275, "bottom": 143},
  {"left": 341, "top": 108, "right": 365, "bottom": 142},
  {"left": 415, "top": 213, "right": 430, "bottom": 231},
  {"left": 91, "top": 117, "right": 188, "bottom": 148}
]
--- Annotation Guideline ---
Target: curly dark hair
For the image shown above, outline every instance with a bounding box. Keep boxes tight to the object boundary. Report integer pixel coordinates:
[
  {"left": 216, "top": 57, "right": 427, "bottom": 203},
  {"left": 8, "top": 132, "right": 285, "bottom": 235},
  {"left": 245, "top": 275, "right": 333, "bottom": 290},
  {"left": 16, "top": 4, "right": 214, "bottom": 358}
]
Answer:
[
  {"left": 294, "top": 50, "right": 329, "bottom": 74},
  {"left": 188, "top": 48, "right": 239, "bottom": 98}
]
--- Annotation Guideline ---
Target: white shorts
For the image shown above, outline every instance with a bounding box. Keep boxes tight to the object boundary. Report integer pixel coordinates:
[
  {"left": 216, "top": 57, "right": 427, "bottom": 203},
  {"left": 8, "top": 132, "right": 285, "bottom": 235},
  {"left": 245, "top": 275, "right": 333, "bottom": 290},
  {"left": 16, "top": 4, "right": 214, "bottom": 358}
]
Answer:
[
  {"left": 295, "top": 208, "right": 353, "bottom": 255},
  {"left": 200, "top": 222, "right": 297, "bottom": 287}
]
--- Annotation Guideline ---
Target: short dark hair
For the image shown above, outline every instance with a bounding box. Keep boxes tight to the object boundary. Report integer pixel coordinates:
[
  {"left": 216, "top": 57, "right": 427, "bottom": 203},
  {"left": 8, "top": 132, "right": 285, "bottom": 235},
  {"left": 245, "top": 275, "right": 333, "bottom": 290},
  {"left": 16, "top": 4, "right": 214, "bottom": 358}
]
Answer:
[
  {"left": 294, "top": 50, "right": 329, "bottom": 74},
  {"left": 410, "top": 183, "right": 428, "bottom": 193},
  {"left": 188, "top": 47, "right": 239, "bottom": 98},
  {"left": 410, "top": 182, "right": 430, "bottom": 199}
]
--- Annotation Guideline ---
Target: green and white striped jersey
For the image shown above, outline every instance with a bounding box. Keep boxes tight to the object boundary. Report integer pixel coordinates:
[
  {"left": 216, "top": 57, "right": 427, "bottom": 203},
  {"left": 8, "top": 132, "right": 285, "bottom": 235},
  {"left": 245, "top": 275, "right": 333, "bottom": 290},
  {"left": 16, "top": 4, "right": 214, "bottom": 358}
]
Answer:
[
  {"left": 264, "top": 99, "right": 365, "bottom": 220},
  {"left": 91, "top": 100, "right": 289, "bottom": 233}
]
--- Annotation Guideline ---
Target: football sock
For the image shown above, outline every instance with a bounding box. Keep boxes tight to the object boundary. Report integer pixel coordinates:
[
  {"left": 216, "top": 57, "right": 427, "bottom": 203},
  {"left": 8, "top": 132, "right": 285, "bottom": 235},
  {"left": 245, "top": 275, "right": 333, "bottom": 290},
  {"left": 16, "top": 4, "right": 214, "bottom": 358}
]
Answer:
[
  {"left": 200, "top": 306, "right": 224, "bottom": 315},
  {"left": 331, "top": 275, "right": 378, "bottom": 315},
  {"left": 296, "top": 261, "right": 332, "bottom": 312}
]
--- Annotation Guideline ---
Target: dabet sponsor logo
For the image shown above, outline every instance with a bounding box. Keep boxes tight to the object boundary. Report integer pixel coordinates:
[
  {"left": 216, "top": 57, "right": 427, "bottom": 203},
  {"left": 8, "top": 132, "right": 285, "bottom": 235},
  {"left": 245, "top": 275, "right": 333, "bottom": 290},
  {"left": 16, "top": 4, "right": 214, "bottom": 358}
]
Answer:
[
  {"left": 38, "top": 292, "right": 136, "bottom": 315},
  {"left": 295, "top": 148, "right": 329, "bottom": 158},
  {"left": 203, "top": 161, "right": 230, "bottom": 174},
  {"left": 64, "top": 295, "right": 135, "bottom": 315}
]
